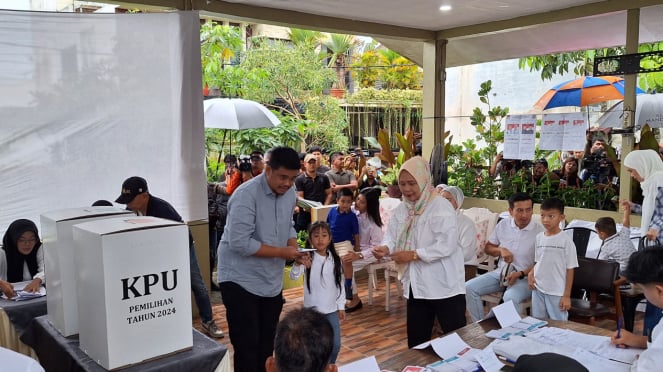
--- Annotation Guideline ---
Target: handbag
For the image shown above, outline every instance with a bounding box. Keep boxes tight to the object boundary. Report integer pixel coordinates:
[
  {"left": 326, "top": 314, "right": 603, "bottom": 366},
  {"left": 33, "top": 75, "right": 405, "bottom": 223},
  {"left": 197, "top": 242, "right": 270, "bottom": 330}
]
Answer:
[
  {"left": 499, "top": 263, "right": 516, "bottom": 288},
  {"left": 638, "top": 236, "right": 661, "bottom": 251}
]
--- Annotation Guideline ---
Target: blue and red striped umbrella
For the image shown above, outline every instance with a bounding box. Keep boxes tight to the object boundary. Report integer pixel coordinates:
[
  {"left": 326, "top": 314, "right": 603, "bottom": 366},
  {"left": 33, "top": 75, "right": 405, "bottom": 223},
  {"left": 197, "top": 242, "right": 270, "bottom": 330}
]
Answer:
[{"left": 534, "top": 76, "right": 644, "bottom": 110}]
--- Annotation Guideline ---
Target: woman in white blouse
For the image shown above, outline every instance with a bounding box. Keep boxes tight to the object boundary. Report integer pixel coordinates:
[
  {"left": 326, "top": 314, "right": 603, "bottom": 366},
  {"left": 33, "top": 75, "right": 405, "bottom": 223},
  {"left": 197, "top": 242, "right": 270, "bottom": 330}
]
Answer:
[
  {"left": 374, "top": 157, "right": 466, "bottom": 348},
  {"left": 1, "top": 219, "right": 45, "bottom": 297}
]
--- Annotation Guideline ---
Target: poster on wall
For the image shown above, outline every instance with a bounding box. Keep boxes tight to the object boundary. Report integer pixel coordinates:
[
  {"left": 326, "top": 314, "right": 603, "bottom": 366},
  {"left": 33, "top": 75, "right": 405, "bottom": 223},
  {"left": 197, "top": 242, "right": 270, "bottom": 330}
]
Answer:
[
  {"left": 539, "top": 112, "right": 587, "bottom": 150},
  {"left": 503, "top": 115, "right": 536, "bottom": 160}
]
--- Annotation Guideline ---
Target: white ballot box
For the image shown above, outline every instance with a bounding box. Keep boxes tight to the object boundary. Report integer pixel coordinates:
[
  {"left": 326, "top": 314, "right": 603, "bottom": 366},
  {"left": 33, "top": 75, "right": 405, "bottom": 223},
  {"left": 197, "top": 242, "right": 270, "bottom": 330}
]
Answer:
[
  {"left": 41, "top": 207, "right": 134, "bottom": 337},
  {"left": 72, "top": 216, "right": 192, "bottom": 370}
]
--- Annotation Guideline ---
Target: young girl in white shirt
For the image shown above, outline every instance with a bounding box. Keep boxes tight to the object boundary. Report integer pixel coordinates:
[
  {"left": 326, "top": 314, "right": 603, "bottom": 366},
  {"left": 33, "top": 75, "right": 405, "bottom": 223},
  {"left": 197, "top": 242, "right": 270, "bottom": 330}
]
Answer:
[{"left": 290, "top": 221, "right": 346, "bottom": 363}]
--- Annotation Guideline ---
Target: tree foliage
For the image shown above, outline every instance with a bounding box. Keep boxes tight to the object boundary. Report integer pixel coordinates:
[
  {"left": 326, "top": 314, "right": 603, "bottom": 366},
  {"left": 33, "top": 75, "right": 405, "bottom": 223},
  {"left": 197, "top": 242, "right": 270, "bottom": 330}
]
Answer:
[
  {"left": 322, "top": 33, "right": 359, "bottom": 90},
  {"left": 200, "top": 22, "right": 243, "bottom": 89},
  {"left": 518, "top": 42, "right": 663, "bottom": 93},
  {"left": 470, "top": 80, "right": 508, "bottom": 166},
  {"left": 351, "top": 44, "right": 422, "bottom": 89},
  {"left": 238, "top": 39, "right": 336, "bottom": 118}
]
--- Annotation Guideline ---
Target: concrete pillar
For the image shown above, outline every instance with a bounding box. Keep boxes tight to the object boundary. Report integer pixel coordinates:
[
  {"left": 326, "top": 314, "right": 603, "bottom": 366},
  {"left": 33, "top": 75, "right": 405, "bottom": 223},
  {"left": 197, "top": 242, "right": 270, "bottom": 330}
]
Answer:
[
  {"left": 422, "top": 39, "right": 447, "bottom": 160},
  {"left": 619, "top": 8, "right": 639, "bottom": 204}
]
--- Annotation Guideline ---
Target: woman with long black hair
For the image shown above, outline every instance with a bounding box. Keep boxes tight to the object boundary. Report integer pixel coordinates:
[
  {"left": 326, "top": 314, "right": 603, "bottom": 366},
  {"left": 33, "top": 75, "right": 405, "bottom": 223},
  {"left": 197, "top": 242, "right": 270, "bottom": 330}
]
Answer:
[{"left": 1, "top": 219, "right": 45, "bottom": 296}]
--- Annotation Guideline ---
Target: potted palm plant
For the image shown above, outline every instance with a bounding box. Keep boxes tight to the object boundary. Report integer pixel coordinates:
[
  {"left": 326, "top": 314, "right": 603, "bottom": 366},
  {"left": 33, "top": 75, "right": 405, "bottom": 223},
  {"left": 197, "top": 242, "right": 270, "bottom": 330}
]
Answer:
[{"left": 323, "top": 33, "right": 358, "bottom": 98}]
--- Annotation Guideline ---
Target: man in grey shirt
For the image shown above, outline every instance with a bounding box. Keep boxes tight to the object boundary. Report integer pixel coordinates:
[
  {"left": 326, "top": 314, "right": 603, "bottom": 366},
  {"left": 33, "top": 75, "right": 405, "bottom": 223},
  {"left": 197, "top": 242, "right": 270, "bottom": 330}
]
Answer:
[
  {"left": 326, "top": 151, "right": 358, "bottom": 203},
  {"left": 217, "top": 146, "right": 306, "bottom": 372}
]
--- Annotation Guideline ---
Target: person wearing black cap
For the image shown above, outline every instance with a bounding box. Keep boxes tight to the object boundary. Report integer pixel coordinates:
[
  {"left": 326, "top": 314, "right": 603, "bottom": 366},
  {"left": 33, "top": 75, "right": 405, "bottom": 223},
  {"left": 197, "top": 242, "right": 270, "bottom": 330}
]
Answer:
[{"left": 115, "top": 176, "right": 224, "bottom": 339}]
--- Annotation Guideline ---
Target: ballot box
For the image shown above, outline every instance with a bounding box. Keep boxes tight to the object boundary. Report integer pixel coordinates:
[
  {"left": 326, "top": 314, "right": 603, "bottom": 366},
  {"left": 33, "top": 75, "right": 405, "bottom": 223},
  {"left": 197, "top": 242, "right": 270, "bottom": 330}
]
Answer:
[
  {"left": 41, "top": 207, "right": 134, "bottom": 337},
  {"left": 72, "top": 216, "right": 192, "bottom": 370}
]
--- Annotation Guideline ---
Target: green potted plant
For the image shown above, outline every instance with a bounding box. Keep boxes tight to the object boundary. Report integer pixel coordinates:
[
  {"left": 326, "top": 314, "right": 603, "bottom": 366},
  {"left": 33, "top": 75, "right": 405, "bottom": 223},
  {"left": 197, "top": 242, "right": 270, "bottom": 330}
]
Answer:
[
  {"left": 374, "top": 128, "right": 416, "bottom": 197},
  {"left": 323, "top": 33, "right": 358, "bottom": 98}
]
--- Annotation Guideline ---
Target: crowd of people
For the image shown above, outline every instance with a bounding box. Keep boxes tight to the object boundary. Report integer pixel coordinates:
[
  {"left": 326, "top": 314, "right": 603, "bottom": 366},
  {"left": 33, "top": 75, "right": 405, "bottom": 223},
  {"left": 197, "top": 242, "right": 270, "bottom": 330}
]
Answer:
[
  {"left": 490, "top": 133, "right": 620, "bottom": 206},
  {"left": 5, "top": 142, "right": 663, "bottom": 372}
]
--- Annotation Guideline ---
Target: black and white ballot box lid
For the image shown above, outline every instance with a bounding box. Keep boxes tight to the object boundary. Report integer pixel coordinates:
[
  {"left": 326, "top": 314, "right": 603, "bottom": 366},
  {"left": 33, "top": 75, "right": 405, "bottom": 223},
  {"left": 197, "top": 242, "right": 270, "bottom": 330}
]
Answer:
[
  {"left": 41, "top": 207, "right": 134, "bottom": 337},
  {"left": 72, "top": 216, "right": 193, "bottom": 370}
]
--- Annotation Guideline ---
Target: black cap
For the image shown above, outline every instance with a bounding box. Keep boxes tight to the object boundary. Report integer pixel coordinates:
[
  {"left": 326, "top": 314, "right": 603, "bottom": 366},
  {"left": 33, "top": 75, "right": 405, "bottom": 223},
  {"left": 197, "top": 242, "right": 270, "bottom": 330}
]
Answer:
[{"left": 115, "top": 176, "right": 148, "bottom": 204}]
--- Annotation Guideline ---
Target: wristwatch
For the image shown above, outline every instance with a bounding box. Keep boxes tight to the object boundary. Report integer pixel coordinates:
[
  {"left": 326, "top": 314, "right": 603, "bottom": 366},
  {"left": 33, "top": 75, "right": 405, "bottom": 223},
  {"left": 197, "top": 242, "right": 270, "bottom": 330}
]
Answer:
[
  {"left": 356, "top": 252, "right": 364, "bottom": 259},
  {"left": 519, "top": 271, "right": 526, "bottom": 279}
]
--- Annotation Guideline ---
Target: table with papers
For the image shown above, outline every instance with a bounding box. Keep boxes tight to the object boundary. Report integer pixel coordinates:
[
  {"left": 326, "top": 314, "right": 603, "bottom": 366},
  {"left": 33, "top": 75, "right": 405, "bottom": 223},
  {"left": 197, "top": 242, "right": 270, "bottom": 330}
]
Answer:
[{"left": 379, "top": 318, "right": 622, "bottom": 371}]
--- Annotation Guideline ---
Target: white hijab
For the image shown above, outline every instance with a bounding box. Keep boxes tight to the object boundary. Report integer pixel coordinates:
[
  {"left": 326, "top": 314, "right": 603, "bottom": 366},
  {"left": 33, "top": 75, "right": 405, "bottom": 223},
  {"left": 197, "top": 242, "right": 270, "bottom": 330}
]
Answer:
[{"left": 623, "top": 149, "right": 663, "bottom": 231}]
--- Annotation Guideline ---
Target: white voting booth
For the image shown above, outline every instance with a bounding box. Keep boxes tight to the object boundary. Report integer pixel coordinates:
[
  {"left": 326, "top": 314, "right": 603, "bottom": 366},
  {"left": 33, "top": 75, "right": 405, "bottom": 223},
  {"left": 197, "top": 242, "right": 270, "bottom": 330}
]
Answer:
[
  {"left": 73, "top": 216, "right": 192, "bottom": 370},
  {"left": 41, "top": 207, "right": 134, "bottom": 337}
]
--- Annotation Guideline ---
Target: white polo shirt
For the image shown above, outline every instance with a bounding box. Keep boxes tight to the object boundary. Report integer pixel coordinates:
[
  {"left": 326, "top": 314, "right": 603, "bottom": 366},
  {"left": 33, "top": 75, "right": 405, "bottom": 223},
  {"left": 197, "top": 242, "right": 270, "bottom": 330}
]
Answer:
[{"left": 488, "top": 217, "right": 543, "bottom": 272}]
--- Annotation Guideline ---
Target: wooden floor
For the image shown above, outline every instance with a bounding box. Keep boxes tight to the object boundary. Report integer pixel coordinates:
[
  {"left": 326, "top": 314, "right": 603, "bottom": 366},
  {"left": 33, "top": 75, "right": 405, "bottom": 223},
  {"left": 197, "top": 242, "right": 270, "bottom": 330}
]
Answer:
[{"left": 195, "top": 270, "right": 643, "bottom": 369}]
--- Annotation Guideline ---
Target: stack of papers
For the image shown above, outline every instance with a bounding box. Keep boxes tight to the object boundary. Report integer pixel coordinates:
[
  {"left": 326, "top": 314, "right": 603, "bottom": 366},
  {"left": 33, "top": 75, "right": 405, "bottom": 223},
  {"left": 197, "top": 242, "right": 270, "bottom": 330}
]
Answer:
[
  {"left": 297, "top": 198, "right": 323, "bottom": 209},
  {"left": 1, "top": 281, "right": 46, "bottom": 301}
]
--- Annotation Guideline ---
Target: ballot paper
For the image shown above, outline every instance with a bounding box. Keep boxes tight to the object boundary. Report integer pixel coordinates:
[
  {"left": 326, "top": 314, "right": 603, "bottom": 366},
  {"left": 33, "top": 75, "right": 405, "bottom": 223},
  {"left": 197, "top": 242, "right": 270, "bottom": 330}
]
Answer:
[
  {"left": 338, "top": 355, "right": 380, "bottom": 372},
  {"left": 485, "top": 316, "right": 548, "bottom": 340},
  {"left": 420, "top": 333, "right": 480, "bottom": 372},
  {"left": 491, "top": 327, "right": 641, "bottom": 372},
  {"left": 1, "top": 281, "right": 46, "bottom": 301},
  {"left": 475, "top": 347, "right": 504, "bottom": 372}
]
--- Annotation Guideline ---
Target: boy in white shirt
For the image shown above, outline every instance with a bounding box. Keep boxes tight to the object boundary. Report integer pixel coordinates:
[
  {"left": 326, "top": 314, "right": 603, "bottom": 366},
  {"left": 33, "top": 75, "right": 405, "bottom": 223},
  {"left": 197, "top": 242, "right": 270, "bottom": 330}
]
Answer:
[
  {"left": 528, "top": 197, "right": 578, "bottom": 321},
  {"left": 611, "top": 248, "right": 663, "bottom": 371}
]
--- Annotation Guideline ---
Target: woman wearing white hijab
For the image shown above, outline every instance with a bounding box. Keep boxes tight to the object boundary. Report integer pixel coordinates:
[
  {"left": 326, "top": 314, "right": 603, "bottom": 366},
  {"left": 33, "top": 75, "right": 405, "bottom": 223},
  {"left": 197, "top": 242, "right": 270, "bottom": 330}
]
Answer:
[
  {"left": 437, "top": 185, "right": 479, "bottom": 281},
  {"left": 373, "top": 157, "right": 466, "bottom": 348},
  {"left": 623, "top": 149, "right": 663, "bottom": 336},
  {"left": 623, "top": 149, "right": 663, "bottom": 241}
]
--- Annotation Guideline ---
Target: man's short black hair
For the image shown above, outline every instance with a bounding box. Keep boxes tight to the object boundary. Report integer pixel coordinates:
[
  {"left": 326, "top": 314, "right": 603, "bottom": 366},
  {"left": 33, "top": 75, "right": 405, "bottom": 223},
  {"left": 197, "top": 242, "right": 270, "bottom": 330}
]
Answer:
[
  {"left": 251, "top": 150, "right": 264, "bottom": 158},
  {"left": 224, "top": 154, "right": 237, "bottom": 163},
  {"left": 508, "top": 192, "right": 533, "bottom": 209},
  {"left": 329, "top": 151, "right": 344, "bottom": 164},
  {"left": 541, "top": 197, "right": 564, "bottom": 214},
  {"left": 337, "top": 187, "right": 354, "bottom": 200},
  {"left": 534, "top": 158, "right": 548, "bottom": 168},
  {"left": 266, "top": 147, "right": 301, "bottom": 171},
  {"left": 308, "top": 145, "right": 323, "bottom": 154},
  {"left": 274, "top": 308, "right": 333, "bottom": 372},
  {"left": 624, "top": 248, "right": 663, "bottom": 284},
  {"left": 595, "top": 217, "right": 617, "bottom": 236}
]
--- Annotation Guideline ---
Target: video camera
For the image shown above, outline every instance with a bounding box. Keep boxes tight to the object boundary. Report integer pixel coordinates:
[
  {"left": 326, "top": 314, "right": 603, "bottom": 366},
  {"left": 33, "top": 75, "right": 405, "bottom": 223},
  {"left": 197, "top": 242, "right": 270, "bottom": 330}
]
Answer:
[
  {"left": 238, "top": 155, "right": 252, "bottom": 172},
  {"left": 582, "top": 151, "right": 612, "bottom": 184}
]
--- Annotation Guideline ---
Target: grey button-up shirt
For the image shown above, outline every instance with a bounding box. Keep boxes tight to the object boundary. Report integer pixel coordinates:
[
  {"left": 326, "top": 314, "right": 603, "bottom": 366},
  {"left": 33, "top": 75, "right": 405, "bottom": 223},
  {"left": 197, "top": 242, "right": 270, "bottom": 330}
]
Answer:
[{"left": 217, "top": 172, "right": 297, "bottom": 297}]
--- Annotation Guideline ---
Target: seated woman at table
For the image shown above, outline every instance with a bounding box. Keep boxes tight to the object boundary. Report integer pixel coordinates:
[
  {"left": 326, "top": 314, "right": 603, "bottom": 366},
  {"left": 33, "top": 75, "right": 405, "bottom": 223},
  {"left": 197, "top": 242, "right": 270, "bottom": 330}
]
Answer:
[
  {"left": 373, "top": 157, "right": 466, "bottom": 348},
  {"left": 1, "top": 219, "right": 45, "bottom": 295},
  {"left": 611, "top": 248, "right": 663, "bottom": 371}
]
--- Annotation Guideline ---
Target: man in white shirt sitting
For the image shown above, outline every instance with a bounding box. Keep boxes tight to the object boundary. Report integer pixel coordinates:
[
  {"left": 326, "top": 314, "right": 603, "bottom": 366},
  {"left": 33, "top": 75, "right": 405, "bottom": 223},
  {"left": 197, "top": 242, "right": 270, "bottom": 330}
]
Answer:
[{"left": 465, "top": 192, "right": 543, "bottom": 322}]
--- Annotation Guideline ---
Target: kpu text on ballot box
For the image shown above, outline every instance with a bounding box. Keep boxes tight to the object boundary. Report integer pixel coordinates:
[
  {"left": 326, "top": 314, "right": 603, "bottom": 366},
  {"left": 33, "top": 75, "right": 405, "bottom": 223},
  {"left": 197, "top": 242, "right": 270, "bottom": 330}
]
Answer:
[
  {"left": 73, "top": 216, "right": 193, "bottom": 370},
  {"left": 41, "top": 207, "right": 134, "bottom": 337}
]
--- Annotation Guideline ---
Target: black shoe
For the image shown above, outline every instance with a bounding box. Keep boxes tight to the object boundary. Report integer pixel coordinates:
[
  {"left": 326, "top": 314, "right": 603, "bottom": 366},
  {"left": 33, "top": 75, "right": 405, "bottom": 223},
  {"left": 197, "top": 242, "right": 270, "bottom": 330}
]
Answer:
[{"left": 345, "top": 300, "right": 363, "bottom": 313}]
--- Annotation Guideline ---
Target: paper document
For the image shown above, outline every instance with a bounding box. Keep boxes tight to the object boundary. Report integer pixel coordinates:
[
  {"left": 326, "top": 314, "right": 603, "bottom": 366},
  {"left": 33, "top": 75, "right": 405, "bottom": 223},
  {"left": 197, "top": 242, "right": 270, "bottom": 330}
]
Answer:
[
  {"left": 475, "top": 347, "right": 504, "bottom": 372},
  {"left": 430, "top": 333, "right": 471, "bottom": 360},
  {"left": 492, "top": 300, "right": 522, "bottom": 328},
  {"left": 297, "top": 198, "right": 323, "bottom": 209},
  {"left": 1, "top": 281, "right": 46, "bottom": 301},
  {"left": 338, "top": 355, "right": 380, "bottom": 372},
  {"left": 525, "top": 327, "right": 640, "bottom": 364}
]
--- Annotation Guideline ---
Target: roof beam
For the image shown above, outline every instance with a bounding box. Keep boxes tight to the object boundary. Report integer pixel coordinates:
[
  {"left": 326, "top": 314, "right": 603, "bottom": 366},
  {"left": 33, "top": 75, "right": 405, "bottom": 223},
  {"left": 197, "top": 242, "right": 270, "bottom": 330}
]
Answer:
[
  {"left": 111, "top": 0, "right": 436, "bottom": 40},
  {"left": 437, "top": 0, "right": 663, "bottom": 40}
]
